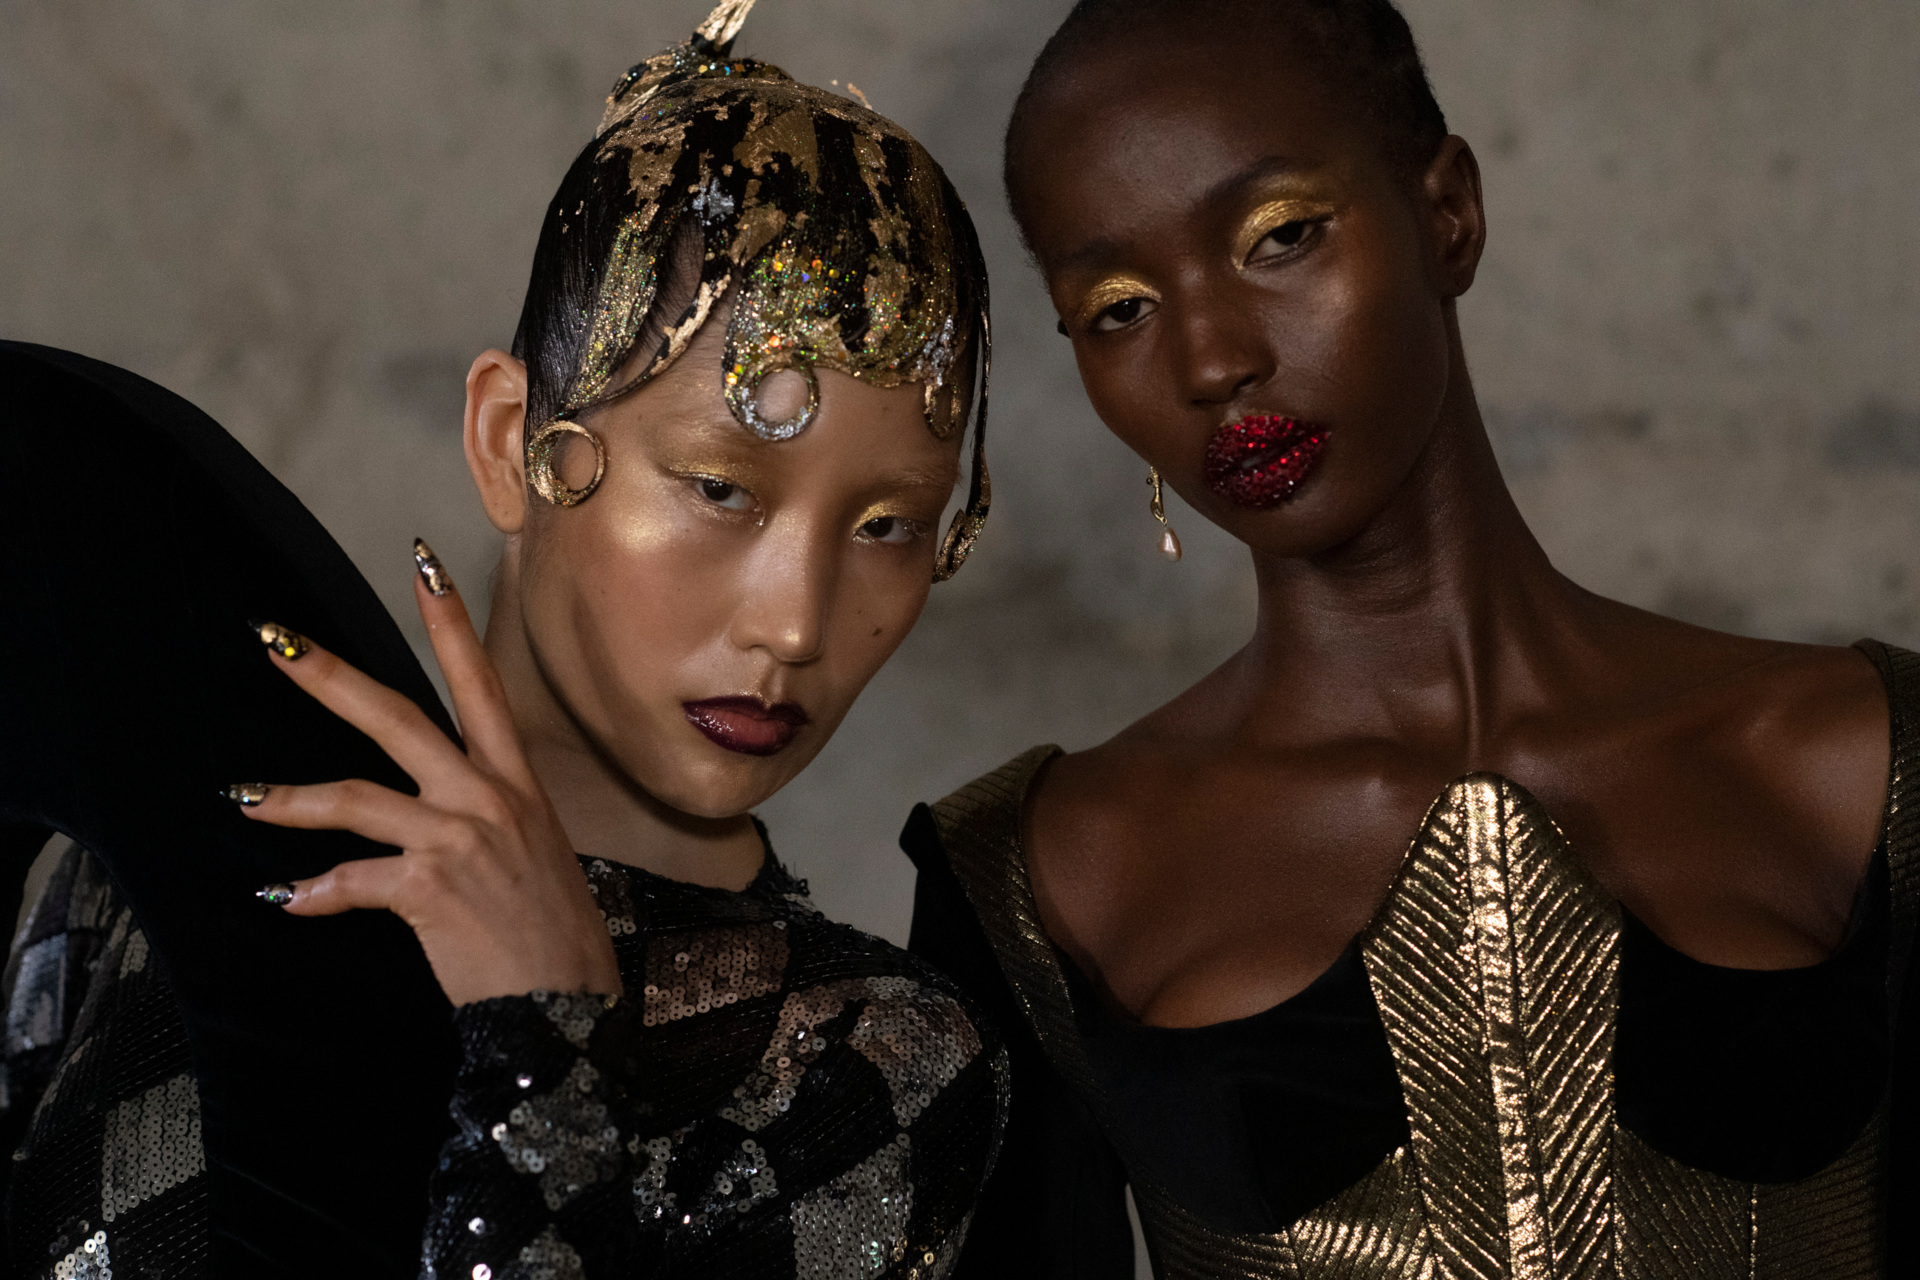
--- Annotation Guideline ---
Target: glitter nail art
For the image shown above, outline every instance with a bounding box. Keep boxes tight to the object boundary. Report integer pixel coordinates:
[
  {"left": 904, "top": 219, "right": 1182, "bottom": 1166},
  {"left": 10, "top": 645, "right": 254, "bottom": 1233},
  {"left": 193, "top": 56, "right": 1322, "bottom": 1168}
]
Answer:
[
  {"left": 247, "top": 620, "right": 309, "bottom": 660},
  {"left": 414, "top": 539, "right": 454, "bottom": 597}
]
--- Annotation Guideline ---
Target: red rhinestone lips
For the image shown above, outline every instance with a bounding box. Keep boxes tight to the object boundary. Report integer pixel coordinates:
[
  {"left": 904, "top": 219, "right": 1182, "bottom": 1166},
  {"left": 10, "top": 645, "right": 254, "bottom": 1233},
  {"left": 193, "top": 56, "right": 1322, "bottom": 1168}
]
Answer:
[{"left": 1202, "top": 414, "right": 1330, "bottom": 509}]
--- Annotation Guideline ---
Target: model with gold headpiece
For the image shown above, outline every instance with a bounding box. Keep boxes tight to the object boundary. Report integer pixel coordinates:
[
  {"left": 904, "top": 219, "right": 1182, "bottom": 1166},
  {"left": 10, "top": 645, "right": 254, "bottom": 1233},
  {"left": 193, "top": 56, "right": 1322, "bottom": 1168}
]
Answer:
[
  {"left": 904, "top": 1, "right": 1919, "bottom": 1276},
  {"left": 0, "top": 2, "right": 1001, "bottom": 1275}
]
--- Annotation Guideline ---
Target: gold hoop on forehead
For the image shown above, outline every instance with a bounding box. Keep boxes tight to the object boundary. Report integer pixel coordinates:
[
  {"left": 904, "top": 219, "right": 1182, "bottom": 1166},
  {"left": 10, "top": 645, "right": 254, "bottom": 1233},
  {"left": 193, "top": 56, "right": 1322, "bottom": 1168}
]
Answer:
[
  {"left": 734, "top": 362, "right": 822, "bottom": 442},
  {"left": 527, "top": 420, "right": 607, "bottom": 507}
]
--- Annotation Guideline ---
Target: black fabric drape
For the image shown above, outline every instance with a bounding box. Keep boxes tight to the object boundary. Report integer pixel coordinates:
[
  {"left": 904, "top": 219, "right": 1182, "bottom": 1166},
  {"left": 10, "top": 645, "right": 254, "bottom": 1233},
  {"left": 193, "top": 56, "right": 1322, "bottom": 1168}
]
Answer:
[
  {"left": 901, "top": 805, "right": 1135, "bottom": 1280},
  {"left": 0, "top": 342, "right": 459, "bottom": 1277}
]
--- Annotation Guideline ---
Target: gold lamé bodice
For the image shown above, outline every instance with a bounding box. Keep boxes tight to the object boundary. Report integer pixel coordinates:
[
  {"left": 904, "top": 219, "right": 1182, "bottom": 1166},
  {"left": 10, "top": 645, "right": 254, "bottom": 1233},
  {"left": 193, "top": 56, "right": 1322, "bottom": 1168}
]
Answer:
[{"left": 931, "top": 641, "right": 1920, "bottom": 1280}]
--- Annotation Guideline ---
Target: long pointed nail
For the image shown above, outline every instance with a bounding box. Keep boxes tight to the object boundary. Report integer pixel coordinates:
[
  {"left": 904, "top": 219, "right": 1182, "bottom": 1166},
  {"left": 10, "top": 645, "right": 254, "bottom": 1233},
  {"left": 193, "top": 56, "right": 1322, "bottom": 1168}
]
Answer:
[
  {"left": 256, "top": 884, "right": 295, "bottom": 906},
  {"left": 248, "top": 619, "right": 309, "bottom": 660},
  {"left": 413, "top": 538, "right": 453, "bottom": 596},
  {"left": 225, "top": 783, "right": 272, "bottom": 807}
]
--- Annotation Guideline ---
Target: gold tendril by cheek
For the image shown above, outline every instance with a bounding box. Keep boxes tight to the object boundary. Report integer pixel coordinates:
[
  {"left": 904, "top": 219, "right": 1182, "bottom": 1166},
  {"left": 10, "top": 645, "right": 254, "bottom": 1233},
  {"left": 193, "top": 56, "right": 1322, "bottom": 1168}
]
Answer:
[{"left": 526, "top": 421, "right": 607, "bottom": 508}]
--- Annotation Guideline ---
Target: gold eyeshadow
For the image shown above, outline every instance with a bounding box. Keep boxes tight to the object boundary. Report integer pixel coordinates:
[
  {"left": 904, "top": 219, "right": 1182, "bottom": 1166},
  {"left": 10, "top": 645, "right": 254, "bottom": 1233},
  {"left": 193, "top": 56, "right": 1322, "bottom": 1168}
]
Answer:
[
  {"left": 1070, "top": 274, "right": 1161, "bottom": 330},
  {"left": 1232, "top": 196, "right": 1339, "bottom": 264}
]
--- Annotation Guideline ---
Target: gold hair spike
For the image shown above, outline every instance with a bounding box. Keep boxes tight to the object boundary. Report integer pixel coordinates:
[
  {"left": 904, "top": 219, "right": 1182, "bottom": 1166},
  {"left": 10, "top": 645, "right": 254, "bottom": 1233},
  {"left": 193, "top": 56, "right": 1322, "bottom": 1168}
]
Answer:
[{"left": 695, "top": 0, "right": 758, "bottom": 50}]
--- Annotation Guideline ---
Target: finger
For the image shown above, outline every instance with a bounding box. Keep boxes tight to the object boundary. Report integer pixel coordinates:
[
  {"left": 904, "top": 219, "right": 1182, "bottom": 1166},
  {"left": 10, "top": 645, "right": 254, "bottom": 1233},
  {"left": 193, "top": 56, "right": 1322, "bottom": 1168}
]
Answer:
[
  {"left": 248, "top": 620, "right": 472, "bottom": 793},
  {"left": 410, "top": 540, "right": 537, "bottom": 789},
  {"left": 267, "top": 855, "right": 407, "bottom": 917},
  {"left": 229, "top": 778, "right": 459, "bottom": 849}
]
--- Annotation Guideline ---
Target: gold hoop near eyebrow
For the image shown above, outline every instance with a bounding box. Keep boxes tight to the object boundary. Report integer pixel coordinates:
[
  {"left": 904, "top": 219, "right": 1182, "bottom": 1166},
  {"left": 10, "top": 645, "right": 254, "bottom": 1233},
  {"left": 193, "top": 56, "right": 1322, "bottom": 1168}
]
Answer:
[
  {"left": 1071, "top": 274, "right": 1162, "bottom": 331},
  {"left": 1232, "top": 196, "right": 1338, "bottom": 264}
]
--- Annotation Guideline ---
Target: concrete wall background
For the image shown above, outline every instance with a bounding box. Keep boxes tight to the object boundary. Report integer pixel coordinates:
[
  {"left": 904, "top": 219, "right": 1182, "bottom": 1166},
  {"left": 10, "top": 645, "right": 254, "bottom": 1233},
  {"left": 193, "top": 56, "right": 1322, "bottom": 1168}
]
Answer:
[{"left": 5, "top": 0, "right": 1919, "bottom": 951}]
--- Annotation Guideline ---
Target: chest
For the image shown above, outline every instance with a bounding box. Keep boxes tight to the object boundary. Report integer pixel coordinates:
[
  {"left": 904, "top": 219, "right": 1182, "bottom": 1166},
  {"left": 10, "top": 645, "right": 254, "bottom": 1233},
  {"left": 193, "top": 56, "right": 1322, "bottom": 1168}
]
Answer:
[{"left": 1030, "top": 752, "right": 1874, "bottom": 1028}]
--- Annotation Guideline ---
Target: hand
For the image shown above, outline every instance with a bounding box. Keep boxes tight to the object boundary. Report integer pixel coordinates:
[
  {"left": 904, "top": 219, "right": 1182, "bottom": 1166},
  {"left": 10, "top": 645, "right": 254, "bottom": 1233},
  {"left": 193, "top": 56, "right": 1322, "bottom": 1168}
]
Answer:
[{"left": 236, "top": 545, "right": 623, "bottom": 1006}]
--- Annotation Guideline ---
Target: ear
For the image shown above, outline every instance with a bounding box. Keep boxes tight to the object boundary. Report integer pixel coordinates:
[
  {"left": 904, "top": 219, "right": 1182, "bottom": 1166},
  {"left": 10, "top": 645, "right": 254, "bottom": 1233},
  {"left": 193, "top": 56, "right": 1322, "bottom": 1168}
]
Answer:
[
  {"left": 1422, "top": 136, "right": 1486, "bottom": 299},
  {"left": 464, "top": 349, "right": 531, "bottom": 535}
]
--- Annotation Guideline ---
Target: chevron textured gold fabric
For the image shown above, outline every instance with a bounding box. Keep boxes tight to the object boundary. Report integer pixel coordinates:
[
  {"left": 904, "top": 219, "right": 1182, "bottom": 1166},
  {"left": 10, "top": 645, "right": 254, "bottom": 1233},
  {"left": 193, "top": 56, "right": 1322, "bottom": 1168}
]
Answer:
[{"left": 930, "top": 640, "right": 1919, "bottom": 1278}]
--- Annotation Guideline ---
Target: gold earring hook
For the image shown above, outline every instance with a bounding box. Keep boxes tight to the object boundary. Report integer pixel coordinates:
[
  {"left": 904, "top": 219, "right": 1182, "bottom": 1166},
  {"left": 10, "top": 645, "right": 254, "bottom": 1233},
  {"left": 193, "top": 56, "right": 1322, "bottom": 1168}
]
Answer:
[{"left": 1147, "top": 468, "right": 1182, "bottom": 562}]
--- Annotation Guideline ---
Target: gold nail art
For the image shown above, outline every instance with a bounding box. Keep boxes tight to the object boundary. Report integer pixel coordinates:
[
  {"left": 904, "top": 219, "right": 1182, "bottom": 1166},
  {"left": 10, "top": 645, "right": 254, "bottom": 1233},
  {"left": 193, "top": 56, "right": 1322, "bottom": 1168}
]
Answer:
[
  {"left": 256, "top": 883, "right": 295, "bottom": 906},
  {"left": 226, "top": 783, "right": 272, "bottom": 807},
  {"left": 413, "top": 538, "right": 453, "bottom": 597},
  {"left": 249, "top": 620, "right": 309, "bottom": 660}
]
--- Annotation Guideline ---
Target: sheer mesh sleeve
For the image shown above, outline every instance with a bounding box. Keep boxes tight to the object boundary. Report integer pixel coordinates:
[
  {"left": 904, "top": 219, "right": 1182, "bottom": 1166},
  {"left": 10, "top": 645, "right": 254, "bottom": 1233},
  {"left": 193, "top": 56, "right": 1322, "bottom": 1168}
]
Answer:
[{"left": 422, "top": 856, "right": 1006, "bottom": 1280}]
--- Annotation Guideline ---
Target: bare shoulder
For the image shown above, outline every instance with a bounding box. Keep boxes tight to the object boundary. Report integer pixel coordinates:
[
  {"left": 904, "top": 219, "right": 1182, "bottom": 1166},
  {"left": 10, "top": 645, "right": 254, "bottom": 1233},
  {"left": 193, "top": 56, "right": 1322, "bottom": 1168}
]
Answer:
[
  {"left": 1574, "top": 609, "right": 1892, "bottom": 934},
  {"left": 1020, "top": 672, "right": 1234, "bottom": 917},
  {"left": 1677, "top": 632, "right": 1887, "bottom": 786},
  {"left": 1712, "top": 637, "right": 1889, "bottom": 833}
]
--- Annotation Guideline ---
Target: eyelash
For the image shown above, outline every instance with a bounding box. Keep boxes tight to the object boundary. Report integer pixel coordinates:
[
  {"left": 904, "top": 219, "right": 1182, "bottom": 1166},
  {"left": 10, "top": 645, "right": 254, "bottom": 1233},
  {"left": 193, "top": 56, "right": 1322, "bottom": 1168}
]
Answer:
[
  {"left": 692, "top": 476, "right": 925, "bottom": 546},
  {"left": 692, "top": 475, "right": 756, "bottom": 513},
  {"left": 1074, "top": 218, "right": 1331, "bottom": 336},
  {"left": 1246, "top": 217, "right": 1328, "bottom": 265},
  {"left": 856, "top": 515, "right": 925, "bottom": 546}
]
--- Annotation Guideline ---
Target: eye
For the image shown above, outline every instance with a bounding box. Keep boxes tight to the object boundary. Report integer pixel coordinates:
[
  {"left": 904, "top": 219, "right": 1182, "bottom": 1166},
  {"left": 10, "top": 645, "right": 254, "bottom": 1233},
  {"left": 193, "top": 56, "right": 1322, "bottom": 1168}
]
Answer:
[
  {"left": 1246, "top": 218, "right": 1323, "bottom": 265},
  {"left": 693, "top": 476, "right": 755, "bottom": 511},
  {"left": 1090, "top": 296, "right": 1159, "bottom": 333},
  {"left": 856, "top": 515, "right": 922, "bottom": 545}
]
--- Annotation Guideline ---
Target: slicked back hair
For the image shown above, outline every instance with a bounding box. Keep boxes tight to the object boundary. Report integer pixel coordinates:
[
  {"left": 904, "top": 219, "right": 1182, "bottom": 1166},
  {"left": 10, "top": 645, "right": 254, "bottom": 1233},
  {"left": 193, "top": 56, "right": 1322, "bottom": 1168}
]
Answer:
[{"left": 1004, "top": 0, "right": 1449, "bottom": 238}]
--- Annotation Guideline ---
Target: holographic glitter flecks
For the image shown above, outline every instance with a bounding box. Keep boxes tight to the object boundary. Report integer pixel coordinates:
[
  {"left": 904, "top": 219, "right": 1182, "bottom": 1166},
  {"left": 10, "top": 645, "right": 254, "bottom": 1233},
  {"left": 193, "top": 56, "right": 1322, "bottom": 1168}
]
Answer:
[
  {"left": 559, "top": 52, "right": 974, "bottom": 446},
  {"left": 1201, "top": 415, "right": 1330, "bottom": 510},
  {"left": 519, "top": 0, "right": 992, "bottom": 577}
]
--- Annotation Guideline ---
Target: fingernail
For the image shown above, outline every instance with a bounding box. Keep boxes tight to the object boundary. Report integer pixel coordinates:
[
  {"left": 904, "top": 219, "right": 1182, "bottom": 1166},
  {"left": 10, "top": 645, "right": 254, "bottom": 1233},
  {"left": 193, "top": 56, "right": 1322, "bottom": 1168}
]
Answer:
[
  {"left": 248, "top": 619, "right": 309, "bottom": 660},
  {"left": 413, "top": 538, "right": 453, "bottom": 597},
  {"left": 225, "top": 783, "right": 272, "bottom": 807},
  {"left": 256, "top": 883, "right": 295, "bottom": 907}
]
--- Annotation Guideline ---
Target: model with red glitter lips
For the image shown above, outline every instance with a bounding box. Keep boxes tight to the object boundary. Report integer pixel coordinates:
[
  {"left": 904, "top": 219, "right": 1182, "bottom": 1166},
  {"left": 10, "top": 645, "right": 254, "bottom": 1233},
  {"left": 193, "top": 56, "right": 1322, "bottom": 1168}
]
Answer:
[{"left": 906, "top": 1, "right": 1917, "bottom": 1274}]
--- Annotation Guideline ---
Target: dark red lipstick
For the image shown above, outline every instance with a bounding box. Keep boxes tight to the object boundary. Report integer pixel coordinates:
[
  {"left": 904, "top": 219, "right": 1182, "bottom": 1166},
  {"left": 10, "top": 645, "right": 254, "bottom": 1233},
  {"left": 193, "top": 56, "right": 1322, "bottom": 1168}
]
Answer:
[
  {"left": 1202, "top": 414, "right": 1330, "bottom": 509},
  {"left": 683, "top": 696, "right": 810, "bottom": 757}
]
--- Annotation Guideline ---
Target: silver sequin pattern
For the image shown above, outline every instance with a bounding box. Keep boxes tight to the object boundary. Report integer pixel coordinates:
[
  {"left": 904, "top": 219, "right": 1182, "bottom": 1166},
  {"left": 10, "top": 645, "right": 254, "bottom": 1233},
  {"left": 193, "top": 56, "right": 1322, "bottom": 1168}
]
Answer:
[
  {"left": 644, "top": 923, "right": 789, "bottom": 1027},
  {"left": 492, "top": 1057, "right": 624, "bottom": 1211},
  {"left": 101, "top": 1072, "right": 206, "bottom": 1222},
  {"left": 790, "top": 1135, "right": 915, "bottom": 1279}
]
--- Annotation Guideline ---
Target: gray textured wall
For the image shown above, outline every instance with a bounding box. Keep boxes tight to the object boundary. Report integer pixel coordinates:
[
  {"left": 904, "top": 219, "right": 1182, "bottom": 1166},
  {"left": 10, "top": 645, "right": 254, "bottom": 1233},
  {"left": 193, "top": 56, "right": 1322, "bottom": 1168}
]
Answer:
[{"left": 6, "top": 0, "right": 1919, "bottom": 949}]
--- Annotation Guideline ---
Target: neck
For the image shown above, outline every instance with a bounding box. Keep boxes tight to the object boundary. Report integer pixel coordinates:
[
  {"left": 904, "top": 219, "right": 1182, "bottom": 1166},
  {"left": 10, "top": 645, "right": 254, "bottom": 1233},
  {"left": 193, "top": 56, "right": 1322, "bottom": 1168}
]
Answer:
[
  {"left": 1238, "top": 322, "right": 1600, "bottom": 756},
  {"left": 482, "top": 549, "right": 764, "bottom": 888}
]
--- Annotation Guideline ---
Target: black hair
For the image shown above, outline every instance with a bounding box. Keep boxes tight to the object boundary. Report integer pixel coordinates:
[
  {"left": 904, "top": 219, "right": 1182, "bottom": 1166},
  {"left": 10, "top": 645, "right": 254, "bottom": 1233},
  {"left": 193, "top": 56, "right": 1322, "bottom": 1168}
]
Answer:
[
  {"left": 1004, "top": 0, "right": 1449, "bottom": 234},
  {"left": 510, "top": 117, "right": 989, "bottom": 457}
]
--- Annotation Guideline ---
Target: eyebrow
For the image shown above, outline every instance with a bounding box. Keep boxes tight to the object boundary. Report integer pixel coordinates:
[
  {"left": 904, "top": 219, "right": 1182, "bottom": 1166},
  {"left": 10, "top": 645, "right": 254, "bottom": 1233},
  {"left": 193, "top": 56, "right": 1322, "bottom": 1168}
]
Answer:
[
  {"left": 1053, "top": 154, "right": 1315, "bottom": 272},
  {"left": 872, "top": 466, "right": 961, "bottom": 492}
]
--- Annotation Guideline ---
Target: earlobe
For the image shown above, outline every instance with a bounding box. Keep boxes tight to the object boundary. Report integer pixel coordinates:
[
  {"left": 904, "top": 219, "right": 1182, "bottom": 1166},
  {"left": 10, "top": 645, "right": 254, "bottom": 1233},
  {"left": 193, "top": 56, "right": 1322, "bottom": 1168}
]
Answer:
[
  {"left": 464, "top": 350, "right": 531, "bottom": 535},
  {"left": 1425, "top": 136, "right": 1487, "bottom": 299}
]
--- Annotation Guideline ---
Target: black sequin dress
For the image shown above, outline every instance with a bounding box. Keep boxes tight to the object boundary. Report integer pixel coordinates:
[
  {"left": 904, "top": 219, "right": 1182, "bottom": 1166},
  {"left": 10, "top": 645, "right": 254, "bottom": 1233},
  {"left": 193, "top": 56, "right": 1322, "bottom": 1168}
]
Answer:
[
  {"left": 424, "top": 849, "right": 1006, "bottom": 1280},
  {"left": 1, "top": 844, "right": 208, "bottom": 1280},
  {"left": 0, "top": 345, "right": 1006, "bottom": 1277}
]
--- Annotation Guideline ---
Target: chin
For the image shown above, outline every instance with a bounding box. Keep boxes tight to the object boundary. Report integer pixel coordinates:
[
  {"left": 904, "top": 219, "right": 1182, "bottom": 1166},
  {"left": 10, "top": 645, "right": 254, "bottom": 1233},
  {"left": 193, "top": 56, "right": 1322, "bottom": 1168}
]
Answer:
[{"left": 642, "top": 749, "right": 807, "bottom": 821}]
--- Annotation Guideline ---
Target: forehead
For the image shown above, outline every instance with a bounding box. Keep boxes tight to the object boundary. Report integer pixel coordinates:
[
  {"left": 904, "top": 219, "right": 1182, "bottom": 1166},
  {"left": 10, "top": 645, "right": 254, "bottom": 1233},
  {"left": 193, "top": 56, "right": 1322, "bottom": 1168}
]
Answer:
[
  {"left": 610, "top": 308, "right": 962, "bottom": 475},
  {"left": 1017, "top": 34, "right": 1374, "bottom": 257}
]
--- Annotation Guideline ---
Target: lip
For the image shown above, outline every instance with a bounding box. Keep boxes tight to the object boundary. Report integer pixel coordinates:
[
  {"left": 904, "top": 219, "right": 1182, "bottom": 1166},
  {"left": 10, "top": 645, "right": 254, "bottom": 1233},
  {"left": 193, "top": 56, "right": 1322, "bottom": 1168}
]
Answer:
[
  {"left": 1202, "top": 414, "right": 1331, "bottom": 509},
  {"left": 682, "top": 696, "right": 811, "bottom": 757}
]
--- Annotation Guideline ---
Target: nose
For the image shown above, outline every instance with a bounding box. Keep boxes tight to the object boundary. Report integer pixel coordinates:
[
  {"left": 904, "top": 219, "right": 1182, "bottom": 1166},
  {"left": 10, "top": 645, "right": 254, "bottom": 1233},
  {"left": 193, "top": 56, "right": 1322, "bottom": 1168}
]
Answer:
[
  {"left": 1171, "top": 286, "right": 1274, "bottom": 408},
  {"left": 728, "top": 522, "right": 830, "bottom": 666}
]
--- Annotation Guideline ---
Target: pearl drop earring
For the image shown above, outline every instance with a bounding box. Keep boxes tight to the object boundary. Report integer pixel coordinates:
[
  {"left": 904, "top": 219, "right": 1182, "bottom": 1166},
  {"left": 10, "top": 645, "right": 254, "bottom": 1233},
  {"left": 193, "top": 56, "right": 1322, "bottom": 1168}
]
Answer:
[{"left": 1147, "top": 467, "right": 1182, "bottom": 562}]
